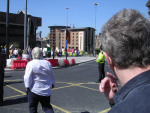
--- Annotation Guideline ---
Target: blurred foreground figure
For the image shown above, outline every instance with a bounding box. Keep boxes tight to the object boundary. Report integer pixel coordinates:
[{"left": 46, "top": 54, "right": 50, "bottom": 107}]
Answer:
[
  {"left": 0, "top": 49, "right": 6, "bottom": 106},
  {"left": 24, "top": 47, "right": 55, "bottom": 113},
  {"left": 99, "top": 9, "right": 150, "bottom": 113}
]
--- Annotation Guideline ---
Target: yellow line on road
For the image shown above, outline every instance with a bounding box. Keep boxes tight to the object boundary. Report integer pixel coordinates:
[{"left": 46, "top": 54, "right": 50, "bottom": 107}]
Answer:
[
  {"left": 4, "top": 79, "right": 22, "bottom": 82},
  {"left": 4, "top": 94, "right": 26, "bottom": 99},
  {"left": 54, "top": 82, "right": 100, "bottom": 92},
  {"left": 56, "top": 82, "right": 73, "bottom": 84},
  {"left": 99, "top": 108, "right": 111, "bottom": 113},
  {"left": 5, "top": 85, "right": 72, "bottom": 113},
  {"left": 77, "top": 85, "right": 99, "bottom": 91},
  {"left": 6, "top": 85, "right": 26, "bottom": 95},
  {"left": 78, "top": 83, "right": 99, "bottom": 85},
  {"left": 52, "top": 104, "right": 71, "bottom": 113},
  {"left": 52, "top": 84, "right": 75, "bottom": 90}
]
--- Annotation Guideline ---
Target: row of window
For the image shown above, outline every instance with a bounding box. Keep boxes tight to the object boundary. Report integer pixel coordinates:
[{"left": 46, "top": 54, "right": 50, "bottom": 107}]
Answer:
[
  {"left": 61, "top": 40, "right": 78, "bottom": 42},
  {"left": 61, "top": 43, "right": 78, "bottom": 45},
  {"left": 61, "top": 36, "right": 78, "bottom": 39},
  {"left": 62, "top": 33, "right": 78, "bottom": 35}
]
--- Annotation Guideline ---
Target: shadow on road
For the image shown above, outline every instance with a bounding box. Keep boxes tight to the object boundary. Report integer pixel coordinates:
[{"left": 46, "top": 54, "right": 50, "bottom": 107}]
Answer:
[
  {"left": 4, "top": 81, "right": 23, "bottom": 85},
  {"left": 4, "top": 96, "right": 27, "bottom": 106}
]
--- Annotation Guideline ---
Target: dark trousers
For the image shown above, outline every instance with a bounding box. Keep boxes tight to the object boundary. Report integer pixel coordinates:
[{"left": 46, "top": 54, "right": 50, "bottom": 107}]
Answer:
[
  {"left": 98, "top": 62, "right": 105, "bottom": 82},
  {"left": 27, "top": 90, "right": 54, "bottom": 113},
  {"left": 0, "top": 73, "right": 4, "bottom": 103}
]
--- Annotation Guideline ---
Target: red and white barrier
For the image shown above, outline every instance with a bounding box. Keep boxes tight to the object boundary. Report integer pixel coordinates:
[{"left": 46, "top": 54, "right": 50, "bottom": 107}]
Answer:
[
  {"left": 46, "top": 59, "right": 59, "bottom": 67},
  {"left": 71, "top": 59, "right": 75, "bottom": 65},
  {"left": 64, "top": 59, "right": 69, "bottom": 66},
  {"left": 10, "top": 60, "right": 27, "bottom": 69},
  {"left": 9, "top": 58, "right": 76, "bottom": 69},
  {"left": 22, "top": 54, "right": 31, "bottom": 62}
]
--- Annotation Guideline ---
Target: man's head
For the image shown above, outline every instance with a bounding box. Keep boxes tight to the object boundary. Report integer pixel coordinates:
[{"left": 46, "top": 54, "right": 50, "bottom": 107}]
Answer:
[
  {"left": 32, "top": 47, "right": 43, "bottom": 59},
  {"left": 101, "top": 9, "right": 150, "bottom": 69}
]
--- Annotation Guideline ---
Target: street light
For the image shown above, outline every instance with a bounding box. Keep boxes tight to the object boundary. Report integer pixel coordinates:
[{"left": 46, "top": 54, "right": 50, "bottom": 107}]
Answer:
[
  {"left": 6, "top": 0, "right": 9, "bottom": 59},
  {"left": 65, "top": 8, "right": 69, "bottom": 60},
  {"left": 93, "top": 3, "right": 98, "bottom": 57},
  {"left": 24, "top": 0, "right": 27, "bottom": 50}
]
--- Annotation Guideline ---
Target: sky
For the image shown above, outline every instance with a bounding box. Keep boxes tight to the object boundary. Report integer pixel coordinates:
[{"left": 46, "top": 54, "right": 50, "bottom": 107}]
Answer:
[{"left": 0, "top": 0, "right": 149, "bottom": 38}]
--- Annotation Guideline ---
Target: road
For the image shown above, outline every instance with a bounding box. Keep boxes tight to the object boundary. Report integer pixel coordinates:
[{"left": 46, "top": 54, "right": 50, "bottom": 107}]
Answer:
[{"left": 1, "top": 60, "right": 113, "bottom": 113}]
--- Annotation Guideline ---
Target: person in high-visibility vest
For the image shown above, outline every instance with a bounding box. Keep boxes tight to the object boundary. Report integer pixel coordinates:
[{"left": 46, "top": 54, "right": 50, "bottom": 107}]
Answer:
[
  {"left": 96, "top": 48, "right": 105, "bottom": 83},
  {"left": 70, "top": 51, "right": 72, "bottom": 56},
  {"left": 62, "top": 50, "right": 65, "bottom": 56}
]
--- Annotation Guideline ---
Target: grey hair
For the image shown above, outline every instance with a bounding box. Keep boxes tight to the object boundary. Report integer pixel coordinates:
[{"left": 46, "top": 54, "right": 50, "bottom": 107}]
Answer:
[
  {"left": 32, "top": 47, "right": 43, "bottom": 59},
  {"left": 101, "top": 9, "right": 150, "bottom": 69}
]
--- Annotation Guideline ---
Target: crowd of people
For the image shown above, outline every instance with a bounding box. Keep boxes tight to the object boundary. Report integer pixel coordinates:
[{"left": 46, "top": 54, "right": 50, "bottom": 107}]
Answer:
[
  {"left": 0, "top": 47, "right": 86, "bottom": 60},
  {"left": 55, "top": 49, "right": 81, "bottom": 57}
]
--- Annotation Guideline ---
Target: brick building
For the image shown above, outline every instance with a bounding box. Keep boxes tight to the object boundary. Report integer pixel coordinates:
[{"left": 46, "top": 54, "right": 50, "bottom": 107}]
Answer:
[{"left": 48, "top": 26, "right": 95, "bottom": 53}]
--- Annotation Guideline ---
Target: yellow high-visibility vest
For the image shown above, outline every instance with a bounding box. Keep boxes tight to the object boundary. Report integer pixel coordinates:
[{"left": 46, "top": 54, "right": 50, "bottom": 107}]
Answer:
[
  {"left": 62, "top": 51, "right": 65, "bottom": 55},
  {"left": 96, "top": 51, "right": 105, "bottom": 64}
]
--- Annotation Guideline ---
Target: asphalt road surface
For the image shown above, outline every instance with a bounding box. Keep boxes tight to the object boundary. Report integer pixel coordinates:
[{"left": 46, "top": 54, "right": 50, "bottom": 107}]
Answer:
[{"left": 1, "top": 60, "right": 114, "bottom": 113}]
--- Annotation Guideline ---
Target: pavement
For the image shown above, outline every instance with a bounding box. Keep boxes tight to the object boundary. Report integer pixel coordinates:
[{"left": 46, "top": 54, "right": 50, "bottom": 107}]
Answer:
[
  {"left": 5, "top": 56, "right": 97, "bottom": 71},
  {"left": 55, "top": 56, "right": 97, "bottom": 64}
]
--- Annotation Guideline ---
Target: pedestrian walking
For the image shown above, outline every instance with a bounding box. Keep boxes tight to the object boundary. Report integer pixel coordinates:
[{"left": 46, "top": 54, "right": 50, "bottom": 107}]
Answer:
[
  {"left": 96, "top": 47, "right": 105, "bottom": 83},
  {"left": 99, "top": 9, "right": 150, "bottom": 113},
  {"left": 24, "top": 47, "right": 55, "bottom": 113}
]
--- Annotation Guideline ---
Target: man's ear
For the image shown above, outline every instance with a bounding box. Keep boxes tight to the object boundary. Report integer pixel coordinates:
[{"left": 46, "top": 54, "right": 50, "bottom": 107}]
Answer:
[{"left": 104, "top": 52, "right": 114, "bottom": 69}]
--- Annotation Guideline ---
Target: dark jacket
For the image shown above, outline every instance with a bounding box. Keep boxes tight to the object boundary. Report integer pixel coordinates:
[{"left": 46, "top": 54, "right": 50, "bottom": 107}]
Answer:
[
  {"left": 109, "top": 70, "right": 150, "bottom": 113},
  {"left": 0, "top": 54, "right": 6, "bottom": 73}
]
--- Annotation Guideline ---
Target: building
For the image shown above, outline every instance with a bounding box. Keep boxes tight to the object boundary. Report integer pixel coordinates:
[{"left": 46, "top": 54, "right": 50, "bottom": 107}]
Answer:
[
  {"left": 48, "top": 26, "right": 95, "bottom": 53},
  {"left": 48, "top": 26, "right": 70, "bottom": 51},
  {"left": 95, "top": 33, "right": 101, "bottom": 49},
  {"left": 0, "top": 11, "right": 41, "bottom": 49}
]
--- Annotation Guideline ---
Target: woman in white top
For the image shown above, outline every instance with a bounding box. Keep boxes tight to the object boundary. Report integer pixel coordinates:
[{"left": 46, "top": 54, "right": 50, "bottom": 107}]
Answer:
[{"left": 24, "top": 47, "right": 55, "bottom": 113}]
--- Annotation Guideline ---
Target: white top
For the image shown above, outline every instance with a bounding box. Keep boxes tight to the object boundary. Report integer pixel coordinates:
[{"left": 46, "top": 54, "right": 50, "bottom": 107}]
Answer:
[
  {"left": 13, "top": 49, "right": 18, "bottom": 55},
  {"left": 24, "top": 59, "right": 55, "bottom": 96}
]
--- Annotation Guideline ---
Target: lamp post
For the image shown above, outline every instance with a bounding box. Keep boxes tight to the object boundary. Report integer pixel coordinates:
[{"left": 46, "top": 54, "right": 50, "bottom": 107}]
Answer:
[
  {"left": 65, "top": 8, "right": 69, "bottom": 60},
  {"left": 6, "top": 0, "right": 9, "bottom": 59},
  {"left": 24, "top": 0, "right": 27, "bottom": 50},
  {"left": 93, "top": 3, "right": 98, "bottom": 57}
]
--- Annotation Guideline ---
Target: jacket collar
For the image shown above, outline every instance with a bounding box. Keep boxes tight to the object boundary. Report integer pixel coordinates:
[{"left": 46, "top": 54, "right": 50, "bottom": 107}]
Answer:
[{"left": 114, "top": 70, "right": 150, "bottom": 103}]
